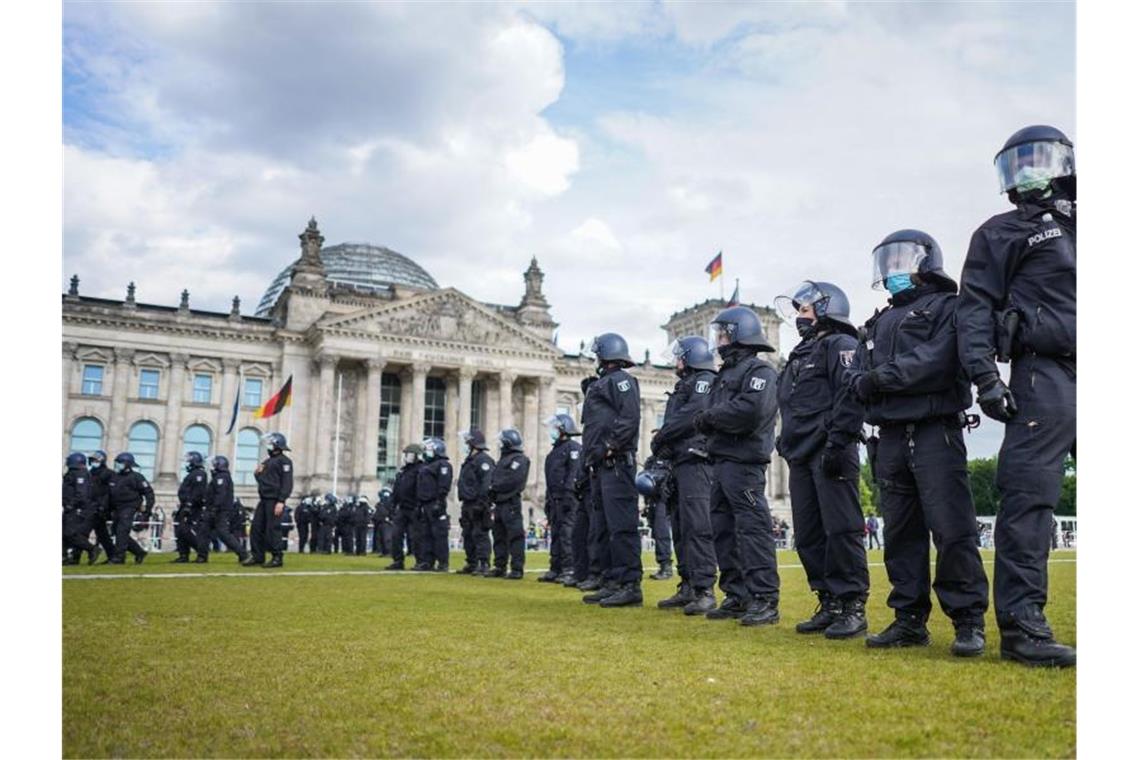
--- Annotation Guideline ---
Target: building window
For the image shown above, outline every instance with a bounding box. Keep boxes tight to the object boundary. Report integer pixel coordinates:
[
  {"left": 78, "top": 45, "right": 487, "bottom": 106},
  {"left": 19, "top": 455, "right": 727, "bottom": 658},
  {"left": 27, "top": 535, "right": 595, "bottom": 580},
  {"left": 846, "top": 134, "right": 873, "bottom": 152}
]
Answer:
[
  {"left": 244, "top": 378, "right": 263, "bottom": 408},
  {"left": 423, "top": 376, "right": 446, "bottom": 439},
  {"left": 656, "top": 412, "right": 665, "bottom": 429},
  {"left": 470, "top": 379, "right": 486, "bottom": 433},
  {"left": 69, "top": 417, "right": 104, "bottom": 456},
  {"left": 377, "top": 373, "right": 402, "bottom": 485},
  {"left": 81, "top": 364, "right": 104, "bottom": 395},
  {"left": 192, "top": 373, "right": 213, "bottom": 404},
  {"left": 127, "top": 421, "right": 159, "bottom": 481},
  {"left": 139, "top": 369, "right": 160, "bottom": 400},
  {"left": 182, "top": 424, "right": 212, "bottom": 461},
  {"left": 235, "top": 427, "right": 263, "bottom": 485}
]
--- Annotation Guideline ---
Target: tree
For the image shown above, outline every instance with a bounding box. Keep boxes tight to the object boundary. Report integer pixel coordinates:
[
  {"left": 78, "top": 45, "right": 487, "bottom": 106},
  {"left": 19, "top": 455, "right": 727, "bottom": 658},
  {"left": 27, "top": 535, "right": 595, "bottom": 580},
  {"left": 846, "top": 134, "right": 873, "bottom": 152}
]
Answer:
[
  {"left": 860, "top": 460, "right": 878, "bottom": 516},
  {"left": 967, "top": 456, "right": 1000, "bottom": 516},
  {"left": 1056, "top": 455, "right": 1076, "bottom": 516}
]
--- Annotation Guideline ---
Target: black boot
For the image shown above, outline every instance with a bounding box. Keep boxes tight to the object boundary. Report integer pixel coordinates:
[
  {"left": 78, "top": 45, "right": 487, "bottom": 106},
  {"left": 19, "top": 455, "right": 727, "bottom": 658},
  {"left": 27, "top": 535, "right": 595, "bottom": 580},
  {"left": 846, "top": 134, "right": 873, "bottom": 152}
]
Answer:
[
  {"left": 384, "top": 560, "right": 405, "bottom": 570},
  {"left": 194, "top": 555, "right": 209, "bottom": 564},
  {"left": 537, "top": 570, "right": 559, "bottom": 583},
  {"left": 411, "top": 563, "right": 431, "bottom": 572},
  {"left": 649, "top": 562, "right": 673, "bottom": 581},
  {"left": 583, "top": 582, "right": 619, "bottom": 604},
  {"left": 133, "top": 550, "right": 148, "bottom": 565},
  {"left": 866, "top": 613, "right": 931, "bottom": 648},
  {"left": 998, "top": 606, "right": 1075, "bottom": 668},
  {"left": 487, "top": 566, "right": 506, "bottom": 578},
  {"left": 241, "top": 556, "right": 264, "bottom": 567},
  {"left": 473, "top": 561, "right": 490, "bottom": 576},
  {"left": 705, "top": 595, "right": 747, "bottom": 620},
  {"left": 683, "top": 589, "right": 717, "bottom": 616},
  {"left": 264, "top": 554, "right": 283, "bottom": 568},
  {"left": 658, "top": 581, "right": 695, "bottom": 609},
  {"left": 87, "top": 546, "right": 102, "bottom": 566},
  {"left": 237, "top": 552, "right": 249, "bottom": 564},
  {"left": 455, "top": 565, "right": 475, "bottom": 574},
  {"left": 576, "top": 575, "right": 603, "bottom": 591},
  {"left": 599, "top": 582, "right": 643, "bottom": 607},
  {"left": 556, "top": 572, "right": 577, "bottom": 586},
  {"left": 824, "top": 597, "right": 868, "bottom": 639},
  {"left": 951, "top": 617, "right": 986, "bottom": 658},
  {"left": 796, "top": 592, "right": 841, "bottom": 634},
  {"left": 171, "top": 555, "right": 189, "bottom": 564},
  {"left": 506, "top": 568, "right": 524, "bottom": 580},
  {"left": 740, "top": 597, "right": 780, "bottom": 627}
]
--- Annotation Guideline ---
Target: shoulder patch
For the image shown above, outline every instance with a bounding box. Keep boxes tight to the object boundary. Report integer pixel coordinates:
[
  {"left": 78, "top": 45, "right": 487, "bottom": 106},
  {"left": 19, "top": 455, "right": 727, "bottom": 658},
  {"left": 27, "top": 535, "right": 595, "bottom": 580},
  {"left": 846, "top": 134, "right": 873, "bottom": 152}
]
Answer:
[
  {"left": 510, "top": 461, "right": 520, "bottom": 470},
  {"left": 440, "top": 466, "right": 449, "bottom": 475},
  {"left": 749, "top": 376, "right": 767, "bottom": 392},
  {"left": 617, "top": 379, "right": 631, "bottom": 392},
  {"left": 481, "top": 462, "right": 491, "bottom": 471},
  {"left": 695, "top": 380, "right": 711, "bottom": 394},
  {"left": 196, "top": 475, "right": 204, "bottom": 482},
  {"left": 570, "top": 450, "right": 580, "bottom": 460},
  {"left": 282, "top": 464, "right": 291, "bottom": 472},
  {"left": 839, "top": 350, "right": 855, "bottom": 368},
  {"left": 76, "top": 478, "right": 85, "bottom": 484}
]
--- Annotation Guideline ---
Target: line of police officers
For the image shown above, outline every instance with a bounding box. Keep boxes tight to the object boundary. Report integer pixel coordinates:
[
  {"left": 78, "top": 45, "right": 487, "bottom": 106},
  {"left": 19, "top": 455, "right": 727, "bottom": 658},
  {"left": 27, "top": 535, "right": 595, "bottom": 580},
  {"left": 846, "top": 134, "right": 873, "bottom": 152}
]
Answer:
[{"left": 63, "top": 125, "right": 1075, "bottom": 668}]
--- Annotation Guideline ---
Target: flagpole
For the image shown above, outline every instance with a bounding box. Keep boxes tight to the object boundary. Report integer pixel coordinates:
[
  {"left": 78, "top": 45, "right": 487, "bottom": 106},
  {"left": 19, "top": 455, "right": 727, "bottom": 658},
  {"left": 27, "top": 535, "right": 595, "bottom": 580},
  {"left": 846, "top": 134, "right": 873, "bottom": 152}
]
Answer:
[
  {"left": 332, "top": 372, "right": 343, "bottom": 496},
  {"left": 231, "top": 369, "right": 242, "bottom": 465}
]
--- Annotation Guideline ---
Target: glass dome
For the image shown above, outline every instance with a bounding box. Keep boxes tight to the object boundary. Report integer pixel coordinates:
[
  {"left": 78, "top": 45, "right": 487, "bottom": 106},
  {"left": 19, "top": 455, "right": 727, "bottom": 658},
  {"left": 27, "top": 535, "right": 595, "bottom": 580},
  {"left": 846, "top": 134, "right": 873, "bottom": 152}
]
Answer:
[{"left": 256, "top": 242, "right": 439, "bottom": 316}]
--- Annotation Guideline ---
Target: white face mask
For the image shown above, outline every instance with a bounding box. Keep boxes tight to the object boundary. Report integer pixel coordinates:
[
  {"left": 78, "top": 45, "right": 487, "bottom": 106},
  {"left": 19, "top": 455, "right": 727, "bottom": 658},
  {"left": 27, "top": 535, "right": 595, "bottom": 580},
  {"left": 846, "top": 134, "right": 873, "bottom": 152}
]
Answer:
[
  {"left": 549, "top": 428, "right": 560, "bottom": 443},
  {"left": 403, "top": 453, "right": 417, "bottom": 465}
]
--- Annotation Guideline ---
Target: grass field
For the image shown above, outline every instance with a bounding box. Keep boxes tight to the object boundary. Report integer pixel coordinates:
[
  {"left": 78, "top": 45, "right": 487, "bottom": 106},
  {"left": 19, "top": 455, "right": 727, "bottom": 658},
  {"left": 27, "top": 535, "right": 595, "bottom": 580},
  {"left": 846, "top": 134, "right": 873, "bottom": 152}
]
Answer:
[{"left": 62, "top": 549, "right": 1076, "bottom": 758}]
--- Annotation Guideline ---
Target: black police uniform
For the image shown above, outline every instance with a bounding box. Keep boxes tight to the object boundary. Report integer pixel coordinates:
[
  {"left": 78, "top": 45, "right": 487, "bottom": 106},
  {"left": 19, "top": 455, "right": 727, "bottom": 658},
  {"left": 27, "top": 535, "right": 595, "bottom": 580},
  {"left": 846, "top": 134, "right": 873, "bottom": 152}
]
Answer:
[
  {"left": 108, "top": 467, "right": 154, "bottom": 563},
  {"left": 580, "top": 366, "right": 642, "bottom": 587},
  {"left": 372, "top": 495, "right": 391, "bottom": 555},
  {"left": 701, "top": 345, "right": 781, "bottom": 612},
  {"left": 87, "top": 463, "right": 117, "bottom": 558},
  {"left": 353, "top": 500, "right": 371, "bottom": 555},
  {"left": 569, "top": 471, "right": 596, "bottom": 585},
  {"left": 490, "top": 449, "right": 530, "bottom": 574},
  {"left": 200, "top": 467, "right": 246, "bottom": 560},
  {"left": 62, "top": 465, "right": 99, "bottom": 561},
  {"left": 647, "top": 490, "right": 673, "bottom": 568},
  {"left": 296, "top": 498, "right": 313, "bottom": 553},
  {"left": 417, "top": 456, "right": 454, "bottom": 570},
  {"left": 777, "top": 330, "right": 869, "bottom": 606},
  {"left": 249, "top": 452, "right": 293, "bottom": 565},
  {"left": 336, "top": 501, "right": 354, "bottom": 555},
  {"left": 175, "top": 465, "right": 208, "bottom": 560},
  {"left": 853, "top": 284, "right": 989, "bottom": 628},
  {"left": 958, "top": 196, "right": 1076, "bottom": 656},
  {"left": 317, "top": 498, "right": 337, "bottom": 553},
  {"left": 544, "top": 437, "right": 583, "bottom": 578},
  {"left": 458, "top": 448, "right": 496, "bottom": 570},
  {"left": 389, "top": 462, "right": 422, "bottom": 565},
  {"left": 230, "top": 501, "right": 249, "bottom": 552},
  {"left": 652, "top": 368, "right": 717, "bottom": 593}
]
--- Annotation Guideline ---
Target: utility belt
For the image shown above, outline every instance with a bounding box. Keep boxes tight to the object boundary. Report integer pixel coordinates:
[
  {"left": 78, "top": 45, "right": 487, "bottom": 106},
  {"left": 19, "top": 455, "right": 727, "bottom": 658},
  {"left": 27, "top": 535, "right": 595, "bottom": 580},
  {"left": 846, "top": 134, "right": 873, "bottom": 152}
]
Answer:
[
  {"left": 591, "top": 450, "right": 635, "bottom": 471},
  {"left": 878, "top": 412, "right": 980, "bottom": 434}
]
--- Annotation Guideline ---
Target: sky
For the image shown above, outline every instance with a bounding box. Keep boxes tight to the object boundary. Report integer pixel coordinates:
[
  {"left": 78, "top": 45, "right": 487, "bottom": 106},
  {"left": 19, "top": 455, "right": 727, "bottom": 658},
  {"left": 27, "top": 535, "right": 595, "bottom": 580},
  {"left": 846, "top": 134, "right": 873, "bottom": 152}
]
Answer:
[{"left": 62, "top": 0, "right": 1075, "bottom": 457}]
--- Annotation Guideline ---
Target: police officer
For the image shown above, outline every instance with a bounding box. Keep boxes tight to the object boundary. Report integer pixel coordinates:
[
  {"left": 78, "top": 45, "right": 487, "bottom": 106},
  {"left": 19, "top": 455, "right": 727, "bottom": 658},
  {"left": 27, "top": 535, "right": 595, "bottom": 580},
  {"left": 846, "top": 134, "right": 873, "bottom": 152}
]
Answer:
[
  {"left": 692, "top": 307, "right": 781, "bottom": 626},
  {"left": 457, "top": 430, "right": 495, "bottom": 575},
  {"left": 353, "top": 495, "right": 372, "bottom": 555},
  {"left": 571, "top": 377, "right": 601, "bottom": 589},
  {"left": 373, "top": 487, "right": 393, "bottom": 556},
  {"left": 850, "top": 229, "right": 990, "bottom": 656},
  {"left": 107, "top": 452, "right": 154, "bottom": 564},
  {"left": 199, "top": 455, "right": 248, "bottom": 563},
  {"left": 336, "top": 497, "right": 355, "bottom": 555},
  {"left": 650, "top": 335, "right": 719, "bottom": 615},
  {"left": 173, "top": 451, "right": 208, "bottom": 563},
  {"left": 318, "top": 493, "right": 338, "bottom": 554},
  {"left": 241, "top": 432, "right": 293, "bottom": 568},
  {"left": 580, "top": 333, "right": 643, "bottom": 608},
  {"left": 62, "top": 453, "right": 101, "bottom": 564},
  {"left": 541, "top": 415, "right": 583, "bottom": 584},
  {"left": 489, "top": 428, "right": 530, "bottom": 579},
  {"left": 231, "top": 498, "right": 249, "bottom": 552},
  {"left": 85, "top": 450, "right": 117, "bottom": 561},
  {"left": 956, "top": 126, "right": 1077, "bottom": 668},
  {"left": 296, "top": 495, "right": 314, "bottom": 553},
  {"left": 774, "top": 281, "right": 869, "bottom": 638},
  {"left": 417, "top": 438, "right": 453, "bottom": 572},
  {"left": 641, "top": 457, "right": 674, "bottom": 581},
  {"left": 385, "top": 444, "right": 424, "bottom": 570}
]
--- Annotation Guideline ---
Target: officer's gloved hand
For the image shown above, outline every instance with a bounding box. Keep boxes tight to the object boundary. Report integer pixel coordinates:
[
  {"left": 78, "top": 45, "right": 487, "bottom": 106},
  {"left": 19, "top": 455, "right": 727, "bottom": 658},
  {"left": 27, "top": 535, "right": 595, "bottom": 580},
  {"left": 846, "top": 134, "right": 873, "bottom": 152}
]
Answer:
[
  {"left": 693, "top": 410, "right": 714, "bottom": 434},
  {"left": 854, "top": 371, "right": 879, "bottom": 403},
  {"left": 572, "top": 476, "right": 587, "bottom": 500},
  {"left": 820, "top": 444, "right": 844, "bottom": 480},
  {"left": 976, "top": 372, "right": 1018, "bottom": 422}
]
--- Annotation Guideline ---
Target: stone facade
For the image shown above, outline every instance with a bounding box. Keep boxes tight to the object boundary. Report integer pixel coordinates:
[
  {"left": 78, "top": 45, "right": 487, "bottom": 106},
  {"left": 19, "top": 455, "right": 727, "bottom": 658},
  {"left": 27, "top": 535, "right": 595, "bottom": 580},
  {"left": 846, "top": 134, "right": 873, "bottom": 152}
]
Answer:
[{"left": 62, "top": 219, "right": 790, "bottom": 523}]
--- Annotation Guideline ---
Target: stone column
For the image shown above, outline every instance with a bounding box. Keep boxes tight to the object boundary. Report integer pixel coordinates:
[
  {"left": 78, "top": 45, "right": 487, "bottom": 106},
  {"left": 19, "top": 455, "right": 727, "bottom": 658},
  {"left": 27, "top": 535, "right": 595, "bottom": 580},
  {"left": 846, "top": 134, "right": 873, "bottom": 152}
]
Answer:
[
  {"left": 159, "top": 352, "right": 188, "bottom": 482},
  {"left": 361, "top": 359, "right": 385, "bottom": 492},
  {"left": 314, "top": 355, "right": 337, "bottom": 479},
  {"left": 523, "top": 379, "right": 540, "bottom": 493},
  {"left": 498, "top": 371, "right": 515, "bottom": 433},
  {"left": 106, "top": 348, "right": 134, "bottom": 453},
  {"left": 410, "top": 363, "right": 429, "bottom": 442},
  {"left": 535, "top": 376, "right": 556, "bottom": 498},
  {"left": 304, "top": 359, "right": 322, "bottom": 474},
  {"left": 458, "top": 367, "right": 475, "bottom": 436},
  {"left": 397, "top": 366, "right": 414, "bottom": 450},
  {"left": 62, "top": 342, "right": 77, "bottom": 424},
  {"left": 216, "top": 358, "right": 239, "bottom": 446},
  {"left": 443, "top": 371, "right": 459, "bottom": 451}
]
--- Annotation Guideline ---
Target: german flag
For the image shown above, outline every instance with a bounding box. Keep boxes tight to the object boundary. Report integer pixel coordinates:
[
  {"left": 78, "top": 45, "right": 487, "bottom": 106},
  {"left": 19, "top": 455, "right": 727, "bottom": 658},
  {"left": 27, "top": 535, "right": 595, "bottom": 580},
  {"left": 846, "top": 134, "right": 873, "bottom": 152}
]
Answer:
[
  {"left": 254, "top": 375, "right": 293, "bottom": 419},
  {"left": 705, "top": 251, "right": 723, "bottom": 282}
]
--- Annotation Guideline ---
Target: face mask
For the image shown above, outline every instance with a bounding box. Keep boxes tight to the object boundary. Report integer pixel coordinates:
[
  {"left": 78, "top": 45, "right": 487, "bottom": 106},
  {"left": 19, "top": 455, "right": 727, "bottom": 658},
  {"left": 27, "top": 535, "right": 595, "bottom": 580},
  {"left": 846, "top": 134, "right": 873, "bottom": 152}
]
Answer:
[
  {"left": 885, "top": 274, "right": 913, "bottom": 295},
  {"left": 1013, "top": 165, "right": 1055, "bottom": 194},
  {"left": 114, "top": 463, "right": 126, "bottom": 473},
  {"left": 795, "top": 317, "right": 816, "bottom": 337},
  {"left": 403, "top": 453, "right": 416, "bottom": 465},
  {"left": 549, "top": 428, "right": 560, "bottom": 443}
]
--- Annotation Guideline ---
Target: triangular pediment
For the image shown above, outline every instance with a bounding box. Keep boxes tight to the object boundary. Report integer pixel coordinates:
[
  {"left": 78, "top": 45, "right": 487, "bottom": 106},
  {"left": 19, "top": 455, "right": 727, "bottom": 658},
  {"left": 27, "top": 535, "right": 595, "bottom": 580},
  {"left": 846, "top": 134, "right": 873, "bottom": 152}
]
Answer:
[{"left": 317, "top": 288, "right": 558, "bottom": 355}]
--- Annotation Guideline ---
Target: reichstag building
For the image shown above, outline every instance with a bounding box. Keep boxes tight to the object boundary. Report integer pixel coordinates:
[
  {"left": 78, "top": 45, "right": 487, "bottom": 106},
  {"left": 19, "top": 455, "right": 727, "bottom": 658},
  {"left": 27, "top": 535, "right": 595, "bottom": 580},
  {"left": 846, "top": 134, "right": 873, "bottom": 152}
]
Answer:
[{"left": 62, "top": 219, "right": 790, "bottom": 521}]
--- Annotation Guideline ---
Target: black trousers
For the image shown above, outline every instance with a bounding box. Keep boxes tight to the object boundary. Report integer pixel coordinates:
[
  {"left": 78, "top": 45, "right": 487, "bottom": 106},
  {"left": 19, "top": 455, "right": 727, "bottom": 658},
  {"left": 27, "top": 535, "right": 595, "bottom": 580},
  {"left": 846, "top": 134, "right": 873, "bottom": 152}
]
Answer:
[
  {"left": 390, "top": 510, "right": 416, "bottom": 562},
  {"left": 492, "top": 499, "right": 525, "bottom": 571},
  {"left": 412, "top": 512, "right": 430, "bottom": 564},
  {"left": 63, "top": 511, "right": 96, "bottom": 554},
  {"left": 995, "top": 355, "right": 1076, "bottom": 619},
  {"left": 111, "top": 506, "right": 146, "bottom": 561},
  {"left": 249, "top": 499, "right": 284, "bottom": 563},
  {"left": 460, "top": 503, "right": 477, "bottom": 566},
  {"left": 296, "top": 518, "right": 311, "bottom": 553},
  {"left": 649, "top": 502, "right": 673, "bottom": 565},
  {"left": 174, "top": 514, "right": 199, "bottom": 558},
  {"left": 595, "top": 458, "right": 642, "bottom": 585},
  {"left": 426, "top": 508, "right": 450, "bottom": 568},
  {"left": 91, "top": 512, "right": 116, "bottom": 556},
  {"left": 553, "top": 495, "right": 578, "bottom": 575},
  {"left": 547, "top": 497, "right": 567, "bottom": 574},
  {"left": 710, "top": 460, "right": 779, "bottom": 603},
  {"left": 672, "top": 461, "right": 716, "bottom": 591},
  {"left": 788, "top": 444, "right": 869, "bottom": 601},
  {"left": 876, "top": 420, "right": 989, "bottom": 623},
  {"left": 338, "top": 526, "right": 355, "bottom": 555},
  {"left": 585, "top": 473, "right": 611, "bottom": 579},
  {"left": 460, "top": 503, "right": 492, "bottom": 565},
  {"left": 198, "top": 509, "right": 245, "bottom": 557},
  {"left": 354, "top": 524, "right": 369, "bottom": 555},
  {"left": 372, "top": 522, "right": 388, "bottom": 555},
  {"left": 571, "top": 491, "right": 591, "bottom": 580}
]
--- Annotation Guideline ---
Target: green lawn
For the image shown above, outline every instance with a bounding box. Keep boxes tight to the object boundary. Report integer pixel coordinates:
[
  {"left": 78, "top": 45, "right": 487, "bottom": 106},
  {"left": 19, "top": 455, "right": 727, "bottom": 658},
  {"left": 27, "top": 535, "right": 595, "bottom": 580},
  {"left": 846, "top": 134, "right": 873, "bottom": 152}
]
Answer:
[{"left": 63, "top": 550, "right": 1076, "bottom": 758}]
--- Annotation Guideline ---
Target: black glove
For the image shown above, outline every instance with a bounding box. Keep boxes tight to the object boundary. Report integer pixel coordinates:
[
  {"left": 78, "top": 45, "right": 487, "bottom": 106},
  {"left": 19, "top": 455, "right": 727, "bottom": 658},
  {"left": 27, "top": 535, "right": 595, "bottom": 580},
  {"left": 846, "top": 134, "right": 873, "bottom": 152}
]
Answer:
[
  {"left": 649, "top": 431, "right": 663, "bottom": 456},
  {"left": 854, "top": 371, "right": 878, "bottom": 403},
  {"left": 820, "top": 444, "right": 844, "bottom": 480},
  {"left": 693, "top": 410, "right": 714, "bottom": 434},
  {"left": 976, "top": 372, "right": 1017, "bottom": 422},
  {"left": 572, "top": 476, "right": 587, "bottom": 500},
  {"left": 580, "top": 376, "right": 597, "bottom": 395}
]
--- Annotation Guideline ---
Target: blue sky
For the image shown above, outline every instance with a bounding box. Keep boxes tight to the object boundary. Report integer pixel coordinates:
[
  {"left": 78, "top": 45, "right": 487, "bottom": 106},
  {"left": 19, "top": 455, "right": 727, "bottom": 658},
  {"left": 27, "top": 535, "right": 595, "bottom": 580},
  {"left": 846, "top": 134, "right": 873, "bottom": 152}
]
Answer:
[{"left": 62, "top": 1, "right": 1075, "bottom": 458}]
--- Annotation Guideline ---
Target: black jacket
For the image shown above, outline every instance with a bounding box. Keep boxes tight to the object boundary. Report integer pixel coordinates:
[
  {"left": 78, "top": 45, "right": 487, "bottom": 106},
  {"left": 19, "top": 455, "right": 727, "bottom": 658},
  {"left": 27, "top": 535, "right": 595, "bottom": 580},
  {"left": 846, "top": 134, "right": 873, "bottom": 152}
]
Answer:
[
  {"left": 255, "top": 453, "right": 293, "bottom": 502},
  {"left": 652, "top": 369, "right": 715, "bottom": 464},
  {"left": 850, "top": 286, "right": 972, "bottom": 426},
  {"left": 206, "top": 470, "right": 234, "bottom": 513},
  {"left": 177, "top": 465, "right": 208, "bottom": 511},
  {"left": 581, "top": 367, "right": 640, "bottom": 465},
  {"left": 491, "top": 450, "right": 530, "bottom": 505},
  {"left": 89, "top": 464, "right": 113, "bottom": 514},
  {"left": 416, "top": 457, "right": 453, "bottom": 515},
  {"left": 544, "top": 437, "right": 582, "bottom": 505},
  {"left": 319, "top": 500, "right": 338, "bottom": 526},
  {"left": 704, "top": 346, "right": 779, "bottom": 465},
  {"left": 957, "top": 200, "right": 1076, "bottom": 381},
  {"left": 458, "top": 449, "right": 495, "bottom": 503},
  {"left": 108, "top": 469, "right": 155, "bottom": 512},
  {"left": 62, "top": 467, "right": 94, "bottom": 515},
  {"left": 777, "top": 332, "right": 863, "bottom": 463},
  {"left": 353, "top": 501, "right": 372, "bottom": 526},
  {"left": 392, "top": 462, "right": 421, "bottom": 511}
]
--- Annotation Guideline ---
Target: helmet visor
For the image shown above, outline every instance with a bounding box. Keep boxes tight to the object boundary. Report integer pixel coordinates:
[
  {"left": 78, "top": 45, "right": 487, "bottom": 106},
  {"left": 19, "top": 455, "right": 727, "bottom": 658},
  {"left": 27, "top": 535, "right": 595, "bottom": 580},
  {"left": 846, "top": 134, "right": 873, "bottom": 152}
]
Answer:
[
  {"left": 661, "top": 339, "right": 687, "bottom": 364},
  {"left": 872, "top": 241, "right": 928, "bottom": 289},
  {"left": 708, "top": 321, "right": 736, "bottom": 347},
  {"left": 774, "top": 281, "right": 825, "bottom": 324},
  {"left": 995, "top": 140, "right": 1075, "bottom": 194}
]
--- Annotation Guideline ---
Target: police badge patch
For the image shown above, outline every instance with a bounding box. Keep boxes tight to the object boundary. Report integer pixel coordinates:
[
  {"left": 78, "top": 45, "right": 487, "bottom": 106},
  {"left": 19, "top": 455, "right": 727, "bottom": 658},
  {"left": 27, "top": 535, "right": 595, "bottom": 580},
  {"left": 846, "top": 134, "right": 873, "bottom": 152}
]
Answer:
[
  {"left": 749, "top": 376, "right": 767, "bottom": 391},
  {"left": 283, "top": 465, "right": 291, "bottom": 472},
  {"left": 510, "top": 461, "right": 520, "bottom": 470},
  {"left": 481, "top": 462, "right": 491, "bottom": 471},
  {"left": 839, "top": 350, "right": 855, "bottom": 368},
  {"left": 695, "top": 380, "right": 711, "bottom": 394},
  {"left": 617, "top": 380, "right": 631, "bottom": 392},
  {"left": 570, "top": 450, "right": 580, "bottom": 459},
  {"left": 441, "top": 466, "right": 449, "bottom": 475}
]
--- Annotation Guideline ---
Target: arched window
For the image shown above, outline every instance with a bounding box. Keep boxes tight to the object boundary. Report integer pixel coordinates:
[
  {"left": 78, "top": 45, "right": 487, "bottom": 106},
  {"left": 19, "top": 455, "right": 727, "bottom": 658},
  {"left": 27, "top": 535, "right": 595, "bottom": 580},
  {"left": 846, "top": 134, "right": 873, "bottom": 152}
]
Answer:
[
  {"left": 69, "top": 417, "right": 104, "bottom": 456},
  {"left": 235, "top": 427, "right": 263, "bottom": 485},
  {"left": 127, "top": 421, "right": 160, "bottom": 481},
  {"left": 182, "top": 424, "right": 213, "bottom": 462}
]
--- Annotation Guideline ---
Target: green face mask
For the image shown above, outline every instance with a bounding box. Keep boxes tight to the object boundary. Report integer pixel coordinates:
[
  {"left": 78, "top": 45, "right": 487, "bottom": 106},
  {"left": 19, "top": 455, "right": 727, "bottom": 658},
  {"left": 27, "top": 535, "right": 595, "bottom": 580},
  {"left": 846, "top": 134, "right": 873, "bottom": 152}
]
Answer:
[{"left": 1014, "top": 166, "right": 1055, "bottom": 194}]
